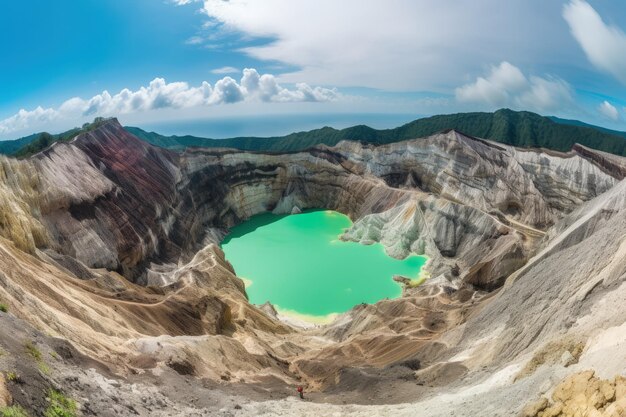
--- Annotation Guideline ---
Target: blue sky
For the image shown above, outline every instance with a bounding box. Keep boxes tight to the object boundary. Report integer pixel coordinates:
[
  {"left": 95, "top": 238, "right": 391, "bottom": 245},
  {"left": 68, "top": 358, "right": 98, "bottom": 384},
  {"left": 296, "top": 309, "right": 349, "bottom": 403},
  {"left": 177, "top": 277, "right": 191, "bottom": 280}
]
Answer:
[
  {"left": 2, "top": 0, "right": 626, "bottom": 139},
  {"left": 0, "top": 1, "right": 263, "bottom": 112}
]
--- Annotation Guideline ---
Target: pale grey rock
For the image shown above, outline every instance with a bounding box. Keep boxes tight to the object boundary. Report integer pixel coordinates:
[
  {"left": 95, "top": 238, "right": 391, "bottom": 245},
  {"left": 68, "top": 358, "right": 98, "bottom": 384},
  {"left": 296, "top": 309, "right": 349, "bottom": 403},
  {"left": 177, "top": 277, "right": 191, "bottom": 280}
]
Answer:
[
  {"left": 258, "top": 302, "right": 279, "bottom": 319},
  {"left": 437, "top": 176, "right": 626, "bottom": 375},
  {"left": 560, "top": 350, "right": 576, "bottom": 367}
]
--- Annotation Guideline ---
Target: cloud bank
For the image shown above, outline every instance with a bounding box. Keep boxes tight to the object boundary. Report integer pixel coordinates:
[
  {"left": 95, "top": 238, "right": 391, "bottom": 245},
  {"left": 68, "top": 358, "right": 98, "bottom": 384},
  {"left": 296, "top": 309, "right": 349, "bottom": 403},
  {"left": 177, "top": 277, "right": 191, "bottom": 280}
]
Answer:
[
  {"left": 564, "top": 0, "right": 626, "bottom": 85},
  {"left": 455, "top": 62, "right": 574, "bottom": 112},
  {"left": 193, "top": 0, "right": 572, "bottom": 91},
  {"left": 0, "top": 69, "right": 338, "bottom": 136}
]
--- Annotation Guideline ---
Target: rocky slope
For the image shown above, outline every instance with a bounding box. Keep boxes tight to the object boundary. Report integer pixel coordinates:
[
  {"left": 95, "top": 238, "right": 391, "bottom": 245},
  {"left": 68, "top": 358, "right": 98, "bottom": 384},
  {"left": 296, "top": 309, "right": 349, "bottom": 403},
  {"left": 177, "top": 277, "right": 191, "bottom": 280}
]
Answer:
[{"left": 0, "top": 119, "right": 625, "bottom": 416}]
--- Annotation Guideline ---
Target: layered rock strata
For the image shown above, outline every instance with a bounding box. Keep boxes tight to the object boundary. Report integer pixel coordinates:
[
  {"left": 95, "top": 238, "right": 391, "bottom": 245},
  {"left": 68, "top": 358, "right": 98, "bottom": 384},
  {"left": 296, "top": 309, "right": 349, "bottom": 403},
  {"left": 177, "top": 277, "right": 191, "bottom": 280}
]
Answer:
[{"left": 0, "top": 119, "right": 625, "bottom": 415}]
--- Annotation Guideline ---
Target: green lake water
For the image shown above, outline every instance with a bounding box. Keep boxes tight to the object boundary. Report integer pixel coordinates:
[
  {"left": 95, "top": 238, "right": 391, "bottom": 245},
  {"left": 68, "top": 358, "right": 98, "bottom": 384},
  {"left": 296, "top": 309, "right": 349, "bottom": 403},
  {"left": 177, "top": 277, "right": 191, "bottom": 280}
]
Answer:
[{"left": 221, "top": 210, "right": 427, "bottom": 320}]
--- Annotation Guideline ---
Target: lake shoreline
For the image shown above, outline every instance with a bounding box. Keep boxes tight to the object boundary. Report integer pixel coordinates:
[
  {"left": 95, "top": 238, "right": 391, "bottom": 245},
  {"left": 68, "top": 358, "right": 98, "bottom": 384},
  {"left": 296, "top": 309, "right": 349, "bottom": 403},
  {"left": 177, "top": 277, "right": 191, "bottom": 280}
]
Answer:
[{"left": 222, "top": 209, "right": 428, "bottom": 320}]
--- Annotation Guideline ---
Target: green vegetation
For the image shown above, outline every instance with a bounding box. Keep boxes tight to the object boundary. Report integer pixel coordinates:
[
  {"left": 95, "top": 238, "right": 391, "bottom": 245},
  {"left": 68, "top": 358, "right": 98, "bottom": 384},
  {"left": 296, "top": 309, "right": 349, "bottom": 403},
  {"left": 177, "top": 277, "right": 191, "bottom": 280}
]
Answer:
[
  {"left": 5, "top": 372, "right": 19, "bottom": 383},
  {"left": 0, "top": 133, "right": 41, "bottom": 155},
  {"left": 126, "top": 109, "right": 626, "bottom": 156},
  {"left": 44, "top": 390, "right": 77, "bottom": 417},
  {"left": 0, "top": 405, "right": 29, "bottom": 417},
  {"left": 38, "top": 362, "right": 51, "bottom": 375},
  {"left": 24, "top": 341, "right": 52, "bottom": 376},
  {"left": 8, "top": 117, "right": 111, "bottom": 159},
  {"left": 24, "top": 342, "right": 42, "bottom": 361},
  {"left": 0, "top": 304, "right": 7, "bottom": 313},
  {"left": 549, "top": 116, "right": 626, "bottom": 138},
  {"left": 5, "top": 109, "right": 626, "bottom": 159}
]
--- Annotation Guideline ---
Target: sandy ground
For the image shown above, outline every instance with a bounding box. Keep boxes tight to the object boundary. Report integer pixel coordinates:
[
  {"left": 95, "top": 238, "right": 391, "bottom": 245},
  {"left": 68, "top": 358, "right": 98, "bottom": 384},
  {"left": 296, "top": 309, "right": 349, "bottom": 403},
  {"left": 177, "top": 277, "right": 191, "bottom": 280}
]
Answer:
[
  {"left": 0, "top": 308, "right": 572, "bottom": 417},
  {"left": 230, "top": 365, "right": 568, "bottom": 417}
]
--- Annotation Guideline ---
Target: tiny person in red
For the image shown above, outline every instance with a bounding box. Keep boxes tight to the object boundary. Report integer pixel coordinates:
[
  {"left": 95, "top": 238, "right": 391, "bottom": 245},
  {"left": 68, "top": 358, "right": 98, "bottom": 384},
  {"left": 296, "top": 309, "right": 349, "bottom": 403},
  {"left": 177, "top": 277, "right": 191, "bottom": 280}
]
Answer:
[{"left": 297, "top": 385, "right": 304, "bottom": 399}]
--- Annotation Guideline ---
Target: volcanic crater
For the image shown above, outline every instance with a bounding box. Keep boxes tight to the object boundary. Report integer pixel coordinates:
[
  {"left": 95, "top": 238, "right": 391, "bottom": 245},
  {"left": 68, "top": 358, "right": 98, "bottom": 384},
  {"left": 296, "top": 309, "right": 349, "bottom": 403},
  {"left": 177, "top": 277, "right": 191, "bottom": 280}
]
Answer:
[{"left": 1, "top": 119, "right": 626, "bottom": 416}]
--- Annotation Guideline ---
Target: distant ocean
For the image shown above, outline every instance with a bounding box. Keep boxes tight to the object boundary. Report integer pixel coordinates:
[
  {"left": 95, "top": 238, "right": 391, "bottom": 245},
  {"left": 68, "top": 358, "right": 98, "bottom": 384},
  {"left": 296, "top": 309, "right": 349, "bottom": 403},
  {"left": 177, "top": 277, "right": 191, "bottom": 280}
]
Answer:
[{"left": 135, "top": 113, "right": 421, "bottom": 139}]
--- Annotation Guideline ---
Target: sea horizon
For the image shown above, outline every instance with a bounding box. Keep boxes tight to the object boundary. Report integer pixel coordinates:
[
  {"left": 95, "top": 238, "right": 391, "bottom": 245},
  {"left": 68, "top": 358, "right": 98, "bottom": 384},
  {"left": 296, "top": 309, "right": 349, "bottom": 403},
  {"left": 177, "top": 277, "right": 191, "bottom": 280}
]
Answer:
[{"left": 131, "top": 112, "right": 421, "bottom": 139}]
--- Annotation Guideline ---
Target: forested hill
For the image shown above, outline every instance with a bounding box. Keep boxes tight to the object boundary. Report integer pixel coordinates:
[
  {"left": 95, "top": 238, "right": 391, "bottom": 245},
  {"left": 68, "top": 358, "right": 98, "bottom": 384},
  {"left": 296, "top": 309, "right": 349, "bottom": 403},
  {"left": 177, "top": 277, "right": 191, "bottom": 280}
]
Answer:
[
  {"left": 4, "top": 109, "right": 626, "bottom": 157},
  {"left": 126, "top": 109, "right": 626, "bottom": 155},
  {"left": 0, "top": 118, "right": 111, "bottom": 158}
]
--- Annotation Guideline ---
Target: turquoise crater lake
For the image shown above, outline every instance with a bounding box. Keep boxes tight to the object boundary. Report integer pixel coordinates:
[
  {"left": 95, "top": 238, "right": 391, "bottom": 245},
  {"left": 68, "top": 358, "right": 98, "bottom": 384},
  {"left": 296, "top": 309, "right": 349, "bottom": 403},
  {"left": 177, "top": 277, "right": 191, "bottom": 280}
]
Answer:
[{"left": 221, "top": 210, "right": 427, "bottom": 321}]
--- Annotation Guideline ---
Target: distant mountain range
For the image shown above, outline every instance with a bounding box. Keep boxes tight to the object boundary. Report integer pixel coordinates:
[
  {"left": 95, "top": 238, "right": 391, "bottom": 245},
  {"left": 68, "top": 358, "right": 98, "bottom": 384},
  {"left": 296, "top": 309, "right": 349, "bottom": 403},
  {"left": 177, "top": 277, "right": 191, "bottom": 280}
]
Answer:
[{"left": 4, "top": 109, "right": 626, "bottom": 158}]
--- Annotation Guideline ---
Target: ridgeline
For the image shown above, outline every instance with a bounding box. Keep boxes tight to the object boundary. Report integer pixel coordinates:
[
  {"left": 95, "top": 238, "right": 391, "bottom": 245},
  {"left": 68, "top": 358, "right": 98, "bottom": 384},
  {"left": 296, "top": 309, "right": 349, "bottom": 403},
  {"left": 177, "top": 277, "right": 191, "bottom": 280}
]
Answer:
[{"left": 4, "top": 109, "right": 626, "bottom": 157}]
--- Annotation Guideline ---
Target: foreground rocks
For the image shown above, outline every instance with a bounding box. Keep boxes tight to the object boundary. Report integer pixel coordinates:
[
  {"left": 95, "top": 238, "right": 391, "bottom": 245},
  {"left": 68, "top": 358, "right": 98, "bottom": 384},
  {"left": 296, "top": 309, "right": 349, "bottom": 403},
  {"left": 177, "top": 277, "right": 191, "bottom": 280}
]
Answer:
[{"left": 521, "top": 371, "right": 626, "bottom": 417}]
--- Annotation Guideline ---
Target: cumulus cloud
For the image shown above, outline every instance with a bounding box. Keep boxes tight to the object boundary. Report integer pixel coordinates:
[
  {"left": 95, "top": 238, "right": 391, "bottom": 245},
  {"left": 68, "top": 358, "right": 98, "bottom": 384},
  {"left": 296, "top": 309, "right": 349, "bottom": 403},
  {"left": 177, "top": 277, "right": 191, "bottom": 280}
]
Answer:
[
  {"left": 455, "top": 62, "right": 527, "bottom": 106},
  {"left": 455, "top": 62, "right": 574, "bottom": 112},
  {"left": 0, "top": 107, "right": 59, "bottom": 136},
  {"left": 563, "top": 0, "right": 626, "bottom": 84},
  {"left": 599, "top": 101, "right": 619, "bottom": 120},
  {"left": 0, "top": 69, "right": 339, "bottom": 136}
]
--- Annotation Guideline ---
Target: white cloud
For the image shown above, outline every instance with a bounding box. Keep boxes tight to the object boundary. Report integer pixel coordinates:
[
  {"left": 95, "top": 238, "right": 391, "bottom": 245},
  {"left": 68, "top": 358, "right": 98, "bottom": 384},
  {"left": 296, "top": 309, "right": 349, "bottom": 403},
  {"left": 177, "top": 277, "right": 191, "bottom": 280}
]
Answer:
[
  {"left": 517, "top": 77, "right": 573, "bottom": 111},
  {"left": 0, "top": 107, "right": 58, "bottom": 136},
  {"left": 455, "top": 62, "right": 574, "bottom": 112},
  {"left": 0, "top": 69, "right": 339, "bottom": 136},
  {"left": 171, "top": 0, "right": 200, "bottom": 5},
  {"left": 599, "top": 101, "right": 619, "bottom": 120},
  {"left": 211, "top": 66, "right": 240, "bottom": 74},
  {"left": 211, "top": 77, "right": 244, "bottom": 104},
  {"left": 195, "top": 0, "right": 572, "bottom": 91},
  {"left": 240, "top": 68, "right": 337, "bottom": 102},
  {"left": 185, "top": 36, "right": 204, "bottom": 45},
  {"left": 455, "top": 62, "right": 526, "bottom": 106},
  {"left": 563, "top": 0, "right": 626, "bottom": 84}
]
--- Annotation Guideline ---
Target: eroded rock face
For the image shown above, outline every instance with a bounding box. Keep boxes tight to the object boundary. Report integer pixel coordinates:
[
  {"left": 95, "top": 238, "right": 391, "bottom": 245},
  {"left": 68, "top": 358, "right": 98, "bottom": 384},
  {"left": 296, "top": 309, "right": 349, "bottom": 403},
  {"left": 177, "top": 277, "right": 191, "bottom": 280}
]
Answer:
[
  {"left": 171, "top": 129, "right": 618, "bottom": 292},
  {"left": 0, "top": 120, "right": 617, "bottom": 289},
  {"left": 0, "top": 119, "right": 625, "bottom": 415},
  {"left": 0, "top": 122, "right": 181, "bottom": 280},
  {"left": 444, "top": 177, "right": 626, "bottom": 371}
]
